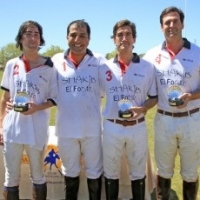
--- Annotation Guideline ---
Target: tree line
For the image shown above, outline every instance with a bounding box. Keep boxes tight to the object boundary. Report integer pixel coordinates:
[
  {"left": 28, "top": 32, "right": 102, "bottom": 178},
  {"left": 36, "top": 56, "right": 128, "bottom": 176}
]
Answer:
[
  {"left": 0, "top": 43, "right": 64, "bottom": 70},
  {"left": 0, "top": 43, "right": 144, "bottom": 70}
]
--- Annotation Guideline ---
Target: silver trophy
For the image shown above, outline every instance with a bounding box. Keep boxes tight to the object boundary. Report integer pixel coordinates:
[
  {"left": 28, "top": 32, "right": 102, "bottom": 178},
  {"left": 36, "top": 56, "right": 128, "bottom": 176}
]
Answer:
[
  {"left": 13, "top": 92, "right": 29, "bottom": 112},
  {"left": 167, "top": 86, "right": 184, "bottom": 106},
  {"left": 118, "top": 99, "right": 133, "bottom": 119}
]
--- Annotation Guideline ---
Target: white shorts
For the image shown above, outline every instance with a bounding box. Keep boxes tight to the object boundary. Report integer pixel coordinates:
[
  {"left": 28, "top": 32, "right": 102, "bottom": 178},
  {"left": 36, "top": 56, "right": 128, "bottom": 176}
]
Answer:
[
  {"left": 3, "top": 142, "right": 46, "bottom": 187},
  {"left": 103, "top": 119, "right": 148, "bottom": 181},
  {"left": 154, "top": 111, "right": 200, "bottom": 182},
  {"left": 58, "top": 136, "right": 103, "bottom": 179}
]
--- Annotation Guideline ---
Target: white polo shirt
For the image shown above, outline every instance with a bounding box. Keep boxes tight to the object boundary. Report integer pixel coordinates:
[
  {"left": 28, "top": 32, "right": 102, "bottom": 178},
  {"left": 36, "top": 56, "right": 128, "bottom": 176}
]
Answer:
[
  {"left": 52, "top": 49, "right": 106, "bottom": 138},
  {"left": 143, "top": 38, "right": 200, "bottom": 112},
  {"left": 100, "top": 53, "right": 157, "bottom": 119},
  {"left": 1, "top": 56, "right": 58, "bottom": 150}
]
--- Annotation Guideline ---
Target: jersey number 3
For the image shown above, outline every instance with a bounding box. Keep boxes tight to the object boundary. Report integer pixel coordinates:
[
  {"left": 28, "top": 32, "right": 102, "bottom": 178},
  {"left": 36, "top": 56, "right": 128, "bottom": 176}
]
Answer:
[{"left": 106, "top": 70, "right": 112, "bottom": 81}]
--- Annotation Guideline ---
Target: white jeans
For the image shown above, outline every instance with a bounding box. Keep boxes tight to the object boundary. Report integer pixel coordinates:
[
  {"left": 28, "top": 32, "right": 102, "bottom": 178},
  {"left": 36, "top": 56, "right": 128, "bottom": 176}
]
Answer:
[
  {"left": 58, "top": 136, "right": 103, "bottom": 179},
  {"left": 103, "top": 119, "right": 148, "bottom": 181},
  {"left": 3, "top": 142, "right": 46, "bottom": 187},
  {"left": 154, "top": 111, "right": 200, "bottom": 182}
]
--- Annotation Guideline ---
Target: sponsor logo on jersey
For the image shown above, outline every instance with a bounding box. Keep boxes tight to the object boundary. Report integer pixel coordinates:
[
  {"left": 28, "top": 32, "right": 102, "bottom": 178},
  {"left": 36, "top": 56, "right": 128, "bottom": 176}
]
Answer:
[
  {"left": 39, "top": 75, "right": 48, "bottom": 83},
  {"left": 183, "top": 58, "right": 193, "bottom": 62},
  {"left": 134, "top": 73, "right": 144, "bottom": 77},
  {"left": 88, "top": 64, "right": 97, "bottom": 67}
]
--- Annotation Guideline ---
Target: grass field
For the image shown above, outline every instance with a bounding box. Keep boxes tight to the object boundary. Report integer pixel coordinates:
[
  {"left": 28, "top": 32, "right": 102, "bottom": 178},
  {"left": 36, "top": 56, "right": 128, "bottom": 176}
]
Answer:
[{"left": 0, "top": 70, "right": 199, "bottom": 199}]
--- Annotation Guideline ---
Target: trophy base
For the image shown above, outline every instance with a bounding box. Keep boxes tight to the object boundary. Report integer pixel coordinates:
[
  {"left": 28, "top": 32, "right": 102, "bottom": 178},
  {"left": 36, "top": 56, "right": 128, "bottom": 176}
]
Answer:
[
  {"left": 168, "top": 98, "right": 184, "bottom": 106},
  {"left": 118, "top": 110, "right": 133, "bottom": 119},
  {"left": 14, "top": 104, "right": 29, "bottom": 112}
]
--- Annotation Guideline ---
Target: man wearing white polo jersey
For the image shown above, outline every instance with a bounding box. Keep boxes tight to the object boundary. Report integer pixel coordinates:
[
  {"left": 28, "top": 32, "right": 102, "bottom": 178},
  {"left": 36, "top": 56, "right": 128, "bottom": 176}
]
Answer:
[
  {"left": 52, "top": 20, "right": 106, "bottom": 200},
  {"left": 0, "top": 20, "right": 57, "bottom": 200},
  {"left": 100, "top": 19, "right": 157, "bottom": 200},
  {"left": 143, "top": 6, "right": 200, "bottom": 199}
]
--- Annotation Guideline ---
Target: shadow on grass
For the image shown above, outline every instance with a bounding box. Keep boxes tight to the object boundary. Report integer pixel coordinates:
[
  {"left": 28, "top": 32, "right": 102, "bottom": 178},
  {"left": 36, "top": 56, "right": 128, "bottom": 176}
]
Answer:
[{"left": 151, "top": 188, "right": 179, "bottom": 200}]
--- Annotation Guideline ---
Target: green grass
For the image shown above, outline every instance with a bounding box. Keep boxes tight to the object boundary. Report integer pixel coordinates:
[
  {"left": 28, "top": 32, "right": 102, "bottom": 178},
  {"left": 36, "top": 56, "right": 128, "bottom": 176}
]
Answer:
[
  {"left": 1, "top": 70, "right": 199, "bottom": 199},
  {"left": 0, "top": 70, "right": 2, "bottom": 81},
  {"left": 49, "top": 106, "right": 57, "bottom": 125}
]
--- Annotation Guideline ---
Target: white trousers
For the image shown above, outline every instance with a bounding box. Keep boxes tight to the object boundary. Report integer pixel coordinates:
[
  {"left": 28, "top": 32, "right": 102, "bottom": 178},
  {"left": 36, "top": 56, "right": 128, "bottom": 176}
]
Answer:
[
  {"left": 58, "top": 136, "right": 103, "bottom": 179},
  {"left": 103, "top": 119, "right": 148, "bottom": 181},
  {"left": 3, "top": 142, "right": 46, "bottom": 187},
  {"left": 155, "top": 111, "right": 200, "bottom": 182}
]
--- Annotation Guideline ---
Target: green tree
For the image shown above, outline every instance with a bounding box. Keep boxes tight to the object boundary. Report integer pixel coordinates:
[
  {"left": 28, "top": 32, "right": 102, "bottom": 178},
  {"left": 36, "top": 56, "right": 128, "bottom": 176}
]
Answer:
[
  {"left": 42, "top": 45, "right": 64, "bottom": 57},
  {"left": 0, "top": 43, "right": 21, "bottom": 66},
  {"left": 106, "top": 49, "right": 117, "bottom": 59},
  {"left": 105, "top": 50, "right": 144, "bottom": 59}
]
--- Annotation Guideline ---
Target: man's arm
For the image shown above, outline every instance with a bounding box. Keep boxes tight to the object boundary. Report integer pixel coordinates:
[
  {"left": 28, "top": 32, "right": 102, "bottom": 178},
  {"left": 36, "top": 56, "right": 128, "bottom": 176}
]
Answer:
[
  {"left": 130, "top": 97, "right": 158, "bottom": 119},
  {"left": 140, "top": 96, "right": 158, "bottom": 114},
  {"left": 0, "top": 90, "right": 10, "bottom": 144},
  {"left": 178, "top": 89, "right": 200, "bottom": 108},
  {"left": 0, "top": 90, "right": 10, "bottom": 127},
  {"left": 20, "top": 99, "right": 55, "bottom": 115}
]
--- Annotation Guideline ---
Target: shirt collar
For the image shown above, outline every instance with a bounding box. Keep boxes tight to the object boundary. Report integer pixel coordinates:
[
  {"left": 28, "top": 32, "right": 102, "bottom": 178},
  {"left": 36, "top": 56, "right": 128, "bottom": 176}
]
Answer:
[
  {"left": 64, "top": 48, "right": 93, "bottom": 58},
  {"left": 113, "top": 53, "right": 140, "bottom": 63},
  {"left": 19, "top": 55, "right": 53, "bottom": 67},
  {"left": 162, "top": 38, "right": 191, "bottom": 50}
]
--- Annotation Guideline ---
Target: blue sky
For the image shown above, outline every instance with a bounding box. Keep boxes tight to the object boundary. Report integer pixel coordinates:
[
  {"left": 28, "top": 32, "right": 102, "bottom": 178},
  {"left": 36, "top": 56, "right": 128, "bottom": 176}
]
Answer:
[{"left": 0, "top": 0, "right": 198, "bottom": 56}]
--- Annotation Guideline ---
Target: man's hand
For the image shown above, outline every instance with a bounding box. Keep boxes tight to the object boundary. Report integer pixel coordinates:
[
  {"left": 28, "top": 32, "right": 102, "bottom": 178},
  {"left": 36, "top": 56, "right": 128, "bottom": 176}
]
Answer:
[
  {"left": 21, "top": 102, "right": 38, "bottom": 115},
  {"left": 177, "top": 93, "right": 191, "bottom": 109},
  {"left": 0, "top": 128, "right": 4, "bottom": 146},
  {"left": 6, "top": 99, "right": 13, "bottom": 112},
  {"left": 129, "top": 106, "right": 147, "bottom": 120}
]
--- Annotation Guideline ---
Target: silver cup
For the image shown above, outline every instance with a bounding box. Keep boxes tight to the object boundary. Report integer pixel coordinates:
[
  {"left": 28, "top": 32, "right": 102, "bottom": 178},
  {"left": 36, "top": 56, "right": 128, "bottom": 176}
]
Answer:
[{"left": 167, "top": 86, "right": 184, "bottom": 106}]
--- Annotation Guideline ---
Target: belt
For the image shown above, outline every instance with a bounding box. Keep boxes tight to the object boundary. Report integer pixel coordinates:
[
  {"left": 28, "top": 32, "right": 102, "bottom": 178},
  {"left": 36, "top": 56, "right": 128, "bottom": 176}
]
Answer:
[
  {"left": 107, "top": 117, "right": 145, "bottom": 127},
  {"left": 157, "top": 108, "right": 200, "bottom": 117}
]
